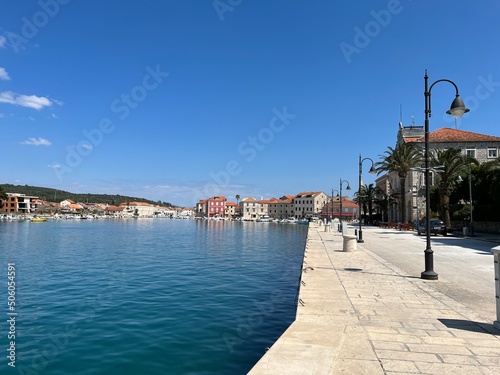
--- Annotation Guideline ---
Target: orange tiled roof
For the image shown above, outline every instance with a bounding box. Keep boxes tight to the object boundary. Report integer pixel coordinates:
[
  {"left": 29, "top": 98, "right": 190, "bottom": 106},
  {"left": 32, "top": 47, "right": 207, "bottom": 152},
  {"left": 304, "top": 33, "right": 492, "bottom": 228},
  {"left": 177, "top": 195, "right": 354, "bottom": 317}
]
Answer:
[
  {"left": 407, "top": 127, "right": 500, "bottom": 143},
  {"left": 105, "top": 205, "right": 124, "bottom": 211},
  {"left": 259, "top": 198, "right": 278, "bottom": 204},
  {"left": 341, "top": 200, "right": 358, "bottom": 208},
  {"left": 129, "top": 202, "right": 151, "bottom": 206},
  {"left": 296, "top": 191, "right": 322, "bottom": 198},
  {"left": 208, "top": 196, "right": 227, "bottom": 201},
  {"left": 241, "top": 197, "right": 258, "bottom": 202}
]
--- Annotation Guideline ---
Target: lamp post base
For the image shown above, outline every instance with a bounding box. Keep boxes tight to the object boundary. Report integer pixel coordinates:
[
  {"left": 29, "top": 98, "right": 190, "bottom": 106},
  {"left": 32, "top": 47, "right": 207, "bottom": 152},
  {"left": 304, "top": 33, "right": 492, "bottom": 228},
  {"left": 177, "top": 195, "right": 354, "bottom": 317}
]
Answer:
[
  {"left": 357, "top": 229, "right": 364, "bottom": 243},
  {"left": 421, "top": 271, "right": 438, "bottom": 280}
]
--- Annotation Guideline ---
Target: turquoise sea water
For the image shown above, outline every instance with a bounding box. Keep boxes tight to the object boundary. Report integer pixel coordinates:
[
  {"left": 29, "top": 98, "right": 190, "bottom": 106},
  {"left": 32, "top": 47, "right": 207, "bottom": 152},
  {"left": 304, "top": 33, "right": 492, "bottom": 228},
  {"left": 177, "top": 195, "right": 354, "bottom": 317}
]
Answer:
[{"left": 0, "top": 219, "right": 307, "bottom": 374}]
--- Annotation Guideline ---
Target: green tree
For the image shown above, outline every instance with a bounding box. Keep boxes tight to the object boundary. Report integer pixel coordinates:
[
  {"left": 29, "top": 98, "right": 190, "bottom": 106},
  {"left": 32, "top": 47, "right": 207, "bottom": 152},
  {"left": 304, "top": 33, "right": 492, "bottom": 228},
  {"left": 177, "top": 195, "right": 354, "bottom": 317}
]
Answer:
[
  {"left": 375, "top": 143, "right": 423, "bottom": 223},
  {"left": 356, "top": 183, "right": 377, "bottom": 223},
  {"left": 430, "top": 148, "right": 478, "bottom": 231},
  {"left": 0, "top": 186, "right": 7, "bottom": 201},
  {"left": 466, "top": 157, "right": 500, "bottom": 221},
  {"left": 0, "top": 186, "right": 7, "bottom": 212}
]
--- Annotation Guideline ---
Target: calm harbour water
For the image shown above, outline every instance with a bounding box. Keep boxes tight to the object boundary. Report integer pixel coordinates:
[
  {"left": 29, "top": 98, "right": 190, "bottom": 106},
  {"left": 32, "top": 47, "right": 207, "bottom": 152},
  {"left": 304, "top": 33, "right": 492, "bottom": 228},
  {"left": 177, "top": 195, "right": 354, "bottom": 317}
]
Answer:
[{"left": 0, "top": 219, "right": 307, "bottom": 375}]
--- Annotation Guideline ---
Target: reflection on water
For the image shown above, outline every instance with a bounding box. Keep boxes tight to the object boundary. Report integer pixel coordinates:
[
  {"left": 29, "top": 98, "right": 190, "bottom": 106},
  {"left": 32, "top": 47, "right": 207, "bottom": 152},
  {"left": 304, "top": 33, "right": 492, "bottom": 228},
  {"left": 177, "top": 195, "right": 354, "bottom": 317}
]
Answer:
[{"left": 0, "top": 219, "right": 307, "bottom": 375}]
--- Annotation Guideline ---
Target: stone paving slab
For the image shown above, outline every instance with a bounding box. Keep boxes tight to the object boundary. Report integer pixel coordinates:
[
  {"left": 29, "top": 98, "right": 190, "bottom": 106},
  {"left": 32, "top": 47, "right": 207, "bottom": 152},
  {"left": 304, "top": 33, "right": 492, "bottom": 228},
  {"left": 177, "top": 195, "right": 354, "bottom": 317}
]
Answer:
[{"left": 248, "top": 223, "right": 500, "bottom": 375}]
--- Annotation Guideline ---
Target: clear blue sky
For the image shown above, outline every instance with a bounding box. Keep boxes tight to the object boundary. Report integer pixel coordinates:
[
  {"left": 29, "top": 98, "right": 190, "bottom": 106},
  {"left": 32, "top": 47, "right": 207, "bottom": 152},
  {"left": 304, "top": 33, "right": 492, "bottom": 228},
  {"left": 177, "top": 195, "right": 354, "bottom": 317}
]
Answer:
[{"left": 1, "top": 0, "right": 499, "bottom": 207}]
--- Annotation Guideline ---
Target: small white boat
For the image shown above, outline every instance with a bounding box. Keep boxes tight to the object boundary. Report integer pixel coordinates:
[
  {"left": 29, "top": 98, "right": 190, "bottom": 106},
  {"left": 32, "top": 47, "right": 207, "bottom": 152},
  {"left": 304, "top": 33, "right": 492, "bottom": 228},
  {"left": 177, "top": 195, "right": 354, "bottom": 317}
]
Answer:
[
  {"left": 256, "top": 215, "right": 272, "bottom": 222},
  {"left": 285, "top": 217, "right": 298, "bottom": 223}
]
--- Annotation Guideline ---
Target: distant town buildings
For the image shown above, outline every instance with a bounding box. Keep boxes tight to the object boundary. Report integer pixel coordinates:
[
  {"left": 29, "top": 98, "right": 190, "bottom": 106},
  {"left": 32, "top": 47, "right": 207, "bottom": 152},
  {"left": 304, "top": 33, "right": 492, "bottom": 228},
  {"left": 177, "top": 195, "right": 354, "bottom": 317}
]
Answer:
[
  {"left": 0, "top": 193, "right": 190, "bottom": 218},
  {"left": 195, "top": 191, "right": 357, "bottom": 221},
  {"left": 2, "top": 193, "right": 38, "bottom": 213}
]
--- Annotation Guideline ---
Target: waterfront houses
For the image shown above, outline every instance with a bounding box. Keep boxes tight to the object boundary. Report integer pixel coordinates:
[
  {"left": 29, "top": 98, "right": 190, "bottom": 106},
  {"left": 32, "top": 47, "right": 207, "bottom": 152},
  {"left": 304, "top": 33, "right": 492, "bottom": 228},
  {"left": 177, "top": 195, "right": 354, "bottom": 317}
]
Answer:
[
  {"left": 240, "top": 196, "right": 260, "bottom": 221},
  {"left": 2, "top": 193, "right": 39, "bottom": 213},
  {"left": 195, "top": 192, "right": 357, "bottom": 221},
  {"left": 293, "top": 191, "right": 329, "bottom": 218}
]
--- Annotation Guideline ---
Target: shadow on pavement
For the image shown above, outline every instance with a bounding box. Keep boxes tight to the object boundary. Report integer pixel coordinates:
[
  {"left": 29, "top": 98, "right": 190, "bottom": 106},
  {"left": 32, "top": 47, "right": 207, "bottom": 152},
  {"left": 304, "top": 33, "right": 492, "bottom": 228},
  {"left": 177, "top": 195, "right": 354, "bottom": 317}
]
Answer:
[
  {"left": 338, "top": 268, "right": 421, "bottom": 279},
  {"left": 438, "top": 318, "right": 500, "bottom": 336}
]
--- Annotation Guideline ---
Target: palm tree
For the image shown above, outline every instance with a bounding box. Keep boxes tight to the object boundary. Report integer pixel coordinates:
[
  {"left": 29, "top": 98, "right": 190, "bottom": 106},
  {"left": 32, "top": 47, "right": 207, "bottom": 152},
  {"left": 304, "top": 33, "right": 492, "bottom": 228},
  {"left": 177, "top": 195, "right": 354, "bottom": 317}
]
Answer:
[
  {"left": 375, "top": 143, "right": 423, "bottom": 223},
  {"left": 373, "top": 187, "right": 394, "bottom": 222},
  {"left": 363, "top": 183, "right": 377, "bottom": 223},
  {"left": 356, "top": 183, "right": 377, "bottom": 223},
  {"left": 431, "top": 148, "right": 478, "bottom": 231},
  {"left": 480, "top": 157, "right": 500, "bottom": 172}
]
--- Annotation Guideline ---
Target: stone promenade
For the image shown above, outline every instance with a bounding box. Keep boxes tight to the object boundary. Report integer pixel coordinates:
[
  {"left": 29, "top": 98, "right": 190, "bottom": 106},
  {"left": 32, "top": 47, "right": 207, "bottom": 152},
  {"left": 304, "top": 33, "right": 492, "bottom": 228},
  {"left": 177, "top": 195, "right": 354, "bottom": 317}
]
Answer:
[{"left": 248, "top": 223, "right": 500, "bottom": 374}]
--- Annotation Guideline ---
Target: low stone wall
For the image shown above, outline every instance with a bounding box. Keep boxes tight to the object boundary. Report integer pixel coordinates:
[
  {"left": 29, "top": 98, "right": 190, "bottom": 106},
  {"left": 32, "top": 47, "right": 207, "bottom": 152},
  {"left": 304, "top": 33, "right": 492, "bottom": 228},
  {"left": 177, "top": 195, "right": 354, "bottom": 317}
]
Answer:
[{"left": 451, "top": 220, "right": 500, "bottom": 234}]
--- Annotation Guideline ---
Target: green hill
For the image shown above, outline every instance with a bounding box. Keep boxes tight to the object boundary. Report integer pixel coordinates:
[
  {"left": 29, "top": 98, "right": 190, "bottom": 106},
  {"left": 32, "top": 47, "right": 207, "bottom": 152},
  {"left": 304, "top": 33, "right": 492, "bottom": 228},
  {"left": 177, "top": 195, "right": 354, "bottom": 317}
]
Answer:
[{"left": 0, "top": 184, "right": 174, "bottom": 207}]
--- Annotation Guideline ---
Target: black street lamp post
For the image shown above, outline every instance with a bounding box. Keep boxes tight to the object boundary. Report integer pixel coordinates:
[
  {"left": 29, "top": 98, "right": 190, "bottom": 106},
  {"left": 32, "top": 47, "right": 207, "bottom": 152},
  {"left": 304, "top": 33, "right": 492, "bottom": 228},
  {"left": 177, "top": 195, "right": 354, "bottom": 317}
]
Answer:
[
  {"left": 331, "top": 189, "right": 339, "bottom": 223},
  {"left": 421, "top": 70, "right": 469, "bottom": 280},
  {"left": 358, "top": 154, "right": 376, "bottom": 243},
  {"left": 339, "top": 178, "right": 351, "bottom": 231},
  {"left": 457, "top": 163, "right": 474, "bottom": 237}
]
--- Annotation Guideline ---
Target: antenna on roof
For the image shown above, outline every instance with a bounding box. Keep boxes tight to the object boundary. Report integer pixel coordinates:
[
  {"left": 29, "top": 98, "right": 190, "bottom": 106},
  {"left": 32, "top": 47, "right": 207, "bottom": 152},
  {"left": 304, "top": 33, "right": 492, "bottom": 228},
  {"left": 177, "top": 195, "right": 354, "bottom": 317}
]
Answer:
[
  {"left": 399, "top": 104, "right": 403, "bottom": 129},
  {"left": 411, "top": 114, "right": 415, "bottom": 126}
]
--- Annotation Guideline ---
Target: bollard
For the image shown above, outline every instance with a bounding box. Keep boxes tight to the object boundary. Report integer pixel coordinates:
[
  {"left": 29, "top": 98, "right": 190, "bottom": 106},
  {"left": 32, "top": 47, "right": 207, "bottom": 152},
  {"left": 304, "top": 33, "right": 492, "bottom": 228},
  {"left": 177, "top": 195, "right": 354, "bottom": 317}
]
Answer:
[
  {"left": 343, "top": 235, "right": 357, "bottom": 252},
  {"left": 492, "top": 246, "right": 500, "bottom": 330},
  {"left": 324, "top": 223, "right": 330, "bottom": 232}
]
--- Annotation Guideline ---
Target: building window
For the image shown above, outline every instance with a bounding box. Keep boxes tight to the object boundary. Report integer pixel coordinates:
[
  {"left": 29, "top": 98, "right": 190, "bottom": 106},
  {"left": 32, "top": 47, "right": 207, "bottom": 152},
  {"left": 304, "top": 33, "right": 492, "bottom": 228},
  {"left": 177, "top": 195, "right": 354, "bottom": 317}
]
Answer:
[
  {"left": 488, "top": 148, "right": 498, "bottom": 158},
  {"left": 466, "top": 148, "right": 476, "bottom": 158}
]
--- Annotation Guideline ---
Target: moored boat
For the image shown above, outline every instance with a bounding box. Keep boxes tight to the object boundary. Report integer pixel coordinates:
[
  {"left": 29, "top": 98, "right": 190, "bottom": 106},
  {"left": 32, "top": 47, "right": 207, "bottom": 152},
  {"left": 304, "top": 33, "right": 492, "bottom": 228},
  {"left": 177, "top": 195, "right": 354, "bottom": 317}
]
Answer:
[
  {"left": 256, "top": 215, "right": 272, "bottom": 222},
  {"left": 30, "top": 217, "right": 48, "bottom": 222}
]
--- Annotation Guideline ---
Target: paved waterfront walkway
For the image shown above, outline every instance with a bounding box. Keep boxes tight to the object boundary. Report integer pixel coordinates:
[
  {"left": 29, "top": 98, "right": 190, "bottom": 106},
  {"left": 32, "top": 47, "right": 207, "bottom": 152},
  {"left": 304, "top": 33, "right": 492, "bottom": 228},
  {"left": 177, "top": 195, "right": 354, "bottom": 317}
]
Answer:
[{"left": 248, "top": 223, "right": 500, "bottom": 374}]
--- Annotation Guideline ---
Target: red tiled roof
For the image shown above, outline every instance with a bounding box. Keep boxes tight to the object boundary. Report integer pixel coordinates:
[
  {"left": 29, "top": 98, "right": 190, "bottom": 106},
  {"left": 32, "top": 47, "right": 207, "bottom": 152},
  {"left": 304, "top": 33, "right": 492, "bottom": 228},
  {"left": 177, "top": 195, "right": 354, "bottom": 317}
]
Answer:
[
  {"left": 341, "top": 200, "right": 358, "bottom": 208},
  {"left": 296, "top": 191, "right": 322, "bottom": 198},
  {"left": 407, "top": 127, "right": 500, "bottom": 143},
  {"left": 241, "top": 197, "right": 258, "bottom": 202},
  {"left": 259, "top": 197, "right": 282, "bottom": 204},
  {"left": 129, "top": 202, "right": 151, "bottom": 206},
  {"left": 105, "top": 206, "right": 124, "bottom": 211},
  {"left": 208, "top": 196, "right": 227, "bottom": 201}
]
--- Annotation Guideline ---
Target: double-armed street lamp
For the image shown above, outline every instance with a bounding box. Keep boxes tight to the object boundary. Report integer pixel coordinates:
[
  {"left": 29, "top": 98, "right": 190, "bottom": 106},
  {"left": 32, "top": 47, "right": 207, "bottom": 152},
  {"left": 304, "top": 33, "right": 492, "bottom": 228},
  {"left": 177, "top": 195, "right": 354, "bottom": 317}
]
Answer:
[
  {"left": 358, "top": 154, "right": 376, "bottom": 243},
  {"left": 339, "top": 178, "right": 351, "bottom": 230},
  {"left": 421, "top": 70, "right": 469, "bottom": 280}
]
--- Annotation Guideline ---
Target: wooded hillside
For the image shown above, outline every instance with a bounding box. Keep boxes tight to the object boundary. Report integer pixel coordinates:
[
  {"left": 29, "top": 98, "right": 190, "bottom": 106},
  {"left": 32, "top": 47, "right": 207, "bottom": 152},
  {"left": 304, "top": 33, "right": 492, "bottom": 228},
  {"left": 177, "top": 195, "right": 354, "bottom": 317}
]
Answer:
[{"left": 0, "top": 184, "right": 174, "bottom": 207}]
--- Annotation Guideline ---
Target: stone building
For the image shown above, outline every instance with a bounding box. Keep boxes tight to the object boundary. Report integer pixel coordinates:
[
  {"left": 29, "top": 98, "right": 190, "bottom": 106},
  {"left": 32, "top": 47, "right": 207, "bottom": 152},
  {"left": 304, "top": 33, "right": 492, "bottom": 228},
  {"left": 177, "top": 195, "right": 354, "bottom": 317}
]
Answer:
[{"left": 376, "top": 125, "right": 500, "bottom": 223}]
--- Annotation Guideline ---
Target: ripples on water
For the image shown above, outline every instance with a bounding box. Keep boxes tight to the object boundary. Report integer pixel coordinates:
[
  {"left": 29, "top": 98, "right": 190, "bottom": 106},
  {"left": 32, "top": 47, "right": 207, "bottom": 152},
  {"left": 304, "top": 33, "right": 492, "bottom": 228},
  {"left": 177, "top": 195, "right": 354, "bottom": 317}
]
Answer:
[{"left": 0, "top": 219, "right": 307, "bottom": 374}]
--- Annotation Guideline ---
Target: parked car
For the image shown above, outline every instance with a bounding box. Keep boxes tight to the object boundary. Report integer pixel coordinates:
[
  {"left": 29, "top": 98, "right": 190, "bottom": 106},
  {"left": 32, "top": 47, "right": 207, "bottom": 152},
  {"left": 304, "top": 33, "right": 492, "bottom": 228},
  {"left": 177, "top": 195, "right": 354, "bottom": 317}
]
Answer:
[{"left": 417, "top": 219, "right": 446, "bottom": 235}]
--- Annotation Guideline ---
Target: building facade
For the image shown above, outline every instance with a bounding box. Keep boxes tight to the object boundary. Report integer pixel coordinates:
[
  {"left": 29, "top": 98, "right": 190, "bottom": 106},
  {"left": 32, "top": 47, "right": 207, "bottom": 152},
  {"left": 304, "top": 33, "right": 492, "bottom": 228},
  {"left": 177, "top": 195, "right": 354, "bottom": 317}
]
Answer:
[
  {"left": 293, "top": 191, "right": 328, "bottom": 218},
  {"left": 2, "top": 193, "right": 38, "bottom": 213},
  {"left": 378, "top": 125, "right": 500, "bottom": 223},
  {"left": 240, "top": 197, "right": 260, "bottom": 220}
]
